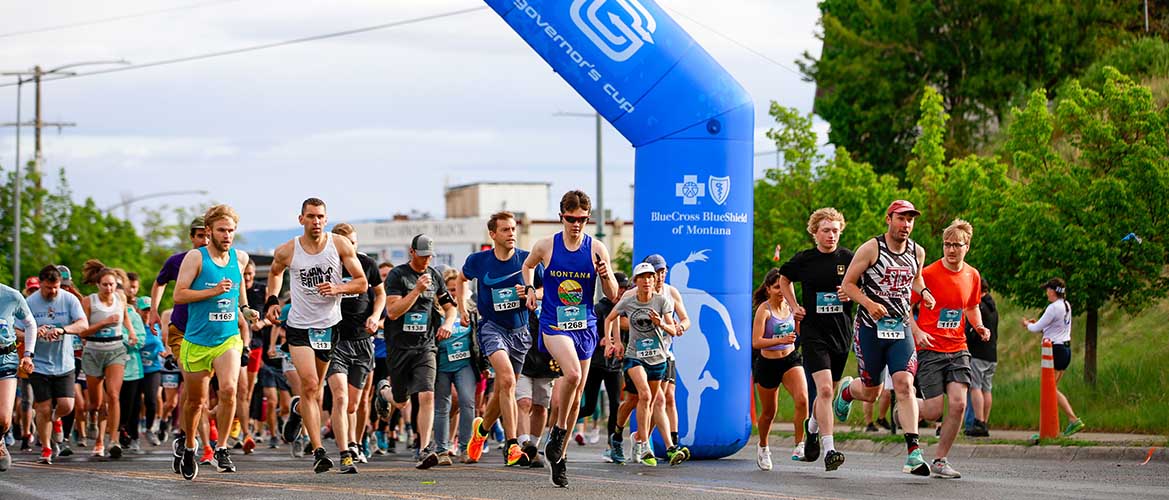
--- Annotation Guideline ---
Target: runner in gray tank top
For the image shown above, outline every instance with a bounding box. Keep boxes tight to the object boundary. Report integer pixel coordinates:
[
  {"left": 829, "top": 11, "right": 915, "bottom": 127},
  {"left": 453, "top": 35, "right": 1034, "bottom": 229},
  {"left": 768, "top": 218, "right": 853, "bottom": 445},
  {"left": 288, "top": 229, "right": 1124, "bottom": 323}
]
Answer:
[{"left": 264, "top": 197, "right": 368, "bottom": 474}]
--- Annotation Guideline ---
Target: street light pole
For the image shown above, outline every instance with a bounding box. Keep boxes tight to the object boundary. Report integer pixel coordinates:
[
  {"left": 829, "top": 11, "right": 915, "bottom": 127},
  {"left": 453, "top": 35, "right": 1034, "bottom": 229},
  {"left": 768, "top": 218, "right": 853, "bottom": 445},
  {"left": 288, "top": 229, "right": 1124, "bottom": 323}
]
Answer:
[{"left": 104, "top": 189, "right": 210, "bottom": 226}]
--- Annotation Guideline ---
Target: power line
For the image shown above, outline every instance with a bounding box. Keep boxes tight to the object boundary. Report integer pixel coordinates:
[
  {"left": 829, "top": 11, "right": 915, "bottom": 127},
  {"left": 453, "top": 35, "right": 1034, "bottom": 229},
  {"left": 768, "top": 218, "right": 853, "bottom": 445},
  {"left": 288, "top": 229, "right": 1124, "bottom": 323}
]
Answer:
[
  {"left": 663, "top": 5, "right": 804, "bottom": 78},
  {"left": 0, "top": 5, "right": 489, "bottom": 88},
  {"left": 0, "top": 0, "right": 247, "bottom": 39}
]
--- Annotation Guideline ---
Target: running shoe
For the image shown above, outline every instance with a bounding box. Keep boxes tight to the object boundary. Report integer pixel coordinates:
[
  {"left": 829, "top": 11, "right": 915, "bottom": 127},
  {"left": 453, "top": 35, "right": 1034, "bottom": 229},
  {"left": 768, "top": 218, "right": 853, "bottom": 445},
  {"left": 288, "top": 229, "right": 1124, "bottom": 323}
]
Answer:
[
  {"left": 291, "top": 436, "right": 306, "bottom": 458},
  {"left": 524, "top": 442, "right": 543, "bottom": 468},
  {"left": 791, "top": 441, "right": 805, "bottom": 461},
  {"left": 215, "top": 448, "right": 236, "bottom": 473},
  {"left": 679, "top": 446, "right": 691, "bottom": 461},
  {"left": 147, "top": 432, "right": 161, "bottom": 447},
  {"left": 181, "top": 447, "right": 198, "bottom": 481},
  {"left": 640, "top": 443, "right": 657, "bottom": 467},
  {"left": 39, "top": 446, "right": 53, "bottom": 464},
  {"left": 269, "top": 436, "right": 280, "bottom": 449},
  {"left": 53, "top": 419, "right": 64, "bottom": 444},
  {"left": 631, "top": 441, "right": 643, "bottom": 464},
  {"left": 0, "top": 444, "right": 10, "bottom": 471},
  {"left": 903, "top": 449, "right": 930, "bottom": 476},
  {"left": 59, "top": 441, "right": 73, "bottom": 457},
  {"left": 824, "top": 449, "right": 845, "bottom": 471},
  {"left": 465, "top": 416, "right": 487, "bottom": 463},
  {"left": 172, "top": 438, "right": 184, "bottom": 474},
  {"left": 282, "top": 396, "right": 303, "bottom": 444},
  {"left": 109, "top": 443, "right": 123, "bottom": 460},
  {"left": 199, "top": 446, "right": 214, "bottom": 465},
  {"left": 313, "top": 447, "right": 334, "bottom": 473},
  {"left": 833, "top": 376, "right": 853, "bottom": 423},
  {"left": 608, "top": 435, "right": 626, "bottom": 465},
  {"left": 339, "top": 451, "right": 358, "bottom": 474},
  {"left": 374, "top": 380, "right": 391, "bottom": 421},
  {"left": 802, "top": 417, "right": 821, "bottom": 462},
  {"left": 550, "top": 458, "right": 567, "bottom": 488},
  {"left": 1063, "top": 419, "right": 1086, "bottom": 437},
  {"left": 876, "top": 417, "right": 892, "bottom": 430},
  {"left": 242, "top": 436, "right": 256, "bottom": 455},
  {"left": 127, "top": 439, "right": 142, "bottom": 454},
  {"left": 667, "top": 446, "right": 686, "bottom": 466},
  {"left": 865, "top": 422, "right": 879, "bottom": 433},
  {"left": 545, "top": 427, "right": 566, "bottom": 465},
  {"left": 436, "top": 453, "right": 453, "bottom": 467},
  {"left": 587, "top": 428, "right": 601, "bottom": 444},
  {"left": 20, "top": 435, "right": 30, "bottom": 452},
  {"left": 416, "top": 448, "right": 439, "bottom": 470},
  {"left": 602, "top": 447, "right": 613, "bottom": 463},
  {"left": 931, "top": 458, "right": 961, "bottom": 478},
  {"left": 756, "top": 445, "right": 772, "bottom": 471},
  {"left": 119, "top": 429, "right": 132, "bottom": 447},
  {"left": 574, "top": 432, "right": 586, "bottom": 446},
  {"left": 506, "top": 443, "right": 527, "bottom": 466},
  {"left": 374, "top": 431, "right": 388, "bottom": 455}
]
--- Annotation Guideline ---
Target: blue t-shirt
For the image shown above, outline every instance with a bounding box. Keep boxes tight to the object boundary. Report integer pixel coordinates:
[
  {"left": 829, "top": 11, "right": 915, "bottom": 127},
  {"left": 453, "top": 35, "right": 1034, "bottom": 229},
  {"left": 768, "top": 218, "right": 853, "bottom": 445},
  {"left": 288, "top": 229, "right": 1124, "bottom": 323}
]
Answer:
[
  {"left": 140, "top": 324, "right": 165, "bottom": 374},
  {"left": 462, "top": 249, "right": 532, "bottom": 330},
  {"left": 26, "top": 290, "right": 86, "bottom": 376},
  {"left": 437, "top": 318, "right": 473, "bottom": 373}
]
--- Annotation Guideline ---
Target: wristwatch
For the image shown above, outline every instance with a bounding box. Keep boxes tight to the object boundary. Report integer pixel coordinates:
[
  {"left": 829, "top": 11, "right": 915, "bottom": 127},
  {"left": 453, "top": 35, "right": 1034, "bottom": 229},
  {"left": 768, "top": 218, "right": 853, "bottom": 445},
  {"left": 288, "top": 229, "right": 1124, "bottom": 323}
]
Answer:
[{"left": 24, "top": 351, "right": 33, "bottom": 358}]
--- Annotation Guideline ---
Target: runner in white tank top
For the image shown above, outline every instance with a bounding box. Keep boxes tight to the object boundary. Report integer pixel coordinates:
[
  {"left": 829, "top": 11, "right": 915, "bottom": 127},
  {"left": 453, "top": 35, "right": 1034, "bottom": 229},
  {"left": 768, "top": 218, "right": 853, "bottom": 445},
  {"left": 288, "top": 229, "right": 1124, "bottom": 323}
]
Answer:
[{"left": 262, "top": 198, "right": 369, "bottom": 475}]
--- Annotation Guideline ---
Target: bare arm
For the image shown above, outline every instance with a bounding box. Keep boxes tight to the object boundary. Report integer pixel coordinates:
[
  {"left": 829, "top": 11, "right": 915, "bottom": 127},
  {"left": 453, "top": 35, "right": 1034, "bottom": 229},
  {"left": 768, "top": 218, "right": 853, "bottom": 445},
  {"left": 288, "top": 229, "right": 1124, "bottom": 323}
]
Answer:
[
  {"left": 841, "top": 239, "right": 883, "bottom": 319},
  {"left": 327, "top": 237, "right": 368, "bottom": 296},
  {"left": 778, "top": 275, "right": 805, "bottom": 321},
  {"left": 148, "top": 279, "right": 167, "bottom": 328},
  {"left": 367, "top": 283, "right": 386, "bottom": 334},
  {"left": 174, "top": 250, "right": 227, "bottom": 305},
  {"left": 592, "top": 240, "right": 619, "bottom": 302},
  {"left": 522, "top": 238, "right": 551, "bottom": 310},
  {"left": 752, "top": 304, "right": 786, "bottom": 349},
  {"left": 264, "top": 243, "right": 292, "bottom": 322},
  {"left": 911, "top": 245, "right": 935, "bottom": 309},
  {"left": 456, "top": 272, "right": 470, "bottom": 327},
  {"left": 668, "top": 286, "right": 691, "bottom": 333},
  {"left": 123, "top": 306, "right": 138, "bottom": 346},
  {"left": 385, "top": 269, "right": 428, "bottom": 321}
]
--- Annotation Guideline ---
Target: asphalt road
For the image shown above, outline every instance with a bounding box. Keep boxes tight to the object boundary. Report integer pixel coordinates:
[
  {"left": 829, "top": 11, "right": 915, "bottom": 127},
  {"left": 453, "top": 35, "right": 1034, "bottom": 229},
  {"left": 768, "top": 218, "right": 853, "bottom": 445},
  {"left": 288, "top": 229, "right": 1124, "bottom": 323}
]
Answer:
[{"left": 2, "top": 438, "right": 1167, "bottom": 500}]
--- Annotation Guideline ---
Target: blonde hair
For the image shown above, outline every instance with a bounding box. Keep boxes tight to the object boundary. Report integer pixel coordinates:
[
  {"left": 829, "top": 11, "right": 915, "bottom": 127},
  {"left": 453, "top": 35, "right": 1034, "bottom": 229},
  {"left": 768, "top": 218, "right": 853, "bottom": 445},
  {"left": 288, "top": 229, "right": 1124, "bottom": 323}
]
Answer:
[
  {"left": 943, "top": 218, "right": 973, "bottom": 244},
  {"left": 807, "top": 207, "right": 846, "bottom": 235},
  {"left": 203, "top": 204, "right": 240, "bottom": 230},
  {"left": 331, "top": 223, "right": 356, "bottom": 237}
]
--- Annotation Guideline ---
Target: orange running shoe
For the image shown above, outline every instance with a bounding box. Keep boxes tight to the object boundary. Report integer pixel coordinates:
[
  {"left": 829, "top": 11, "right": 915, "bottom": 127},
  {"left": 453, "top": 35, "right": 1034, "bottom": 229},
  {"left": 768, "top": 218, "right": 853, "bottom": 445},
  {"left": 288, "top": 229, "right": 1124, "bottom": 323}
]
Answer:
[
  {"left": 200, "top": 446, "right": 214, "bottom": 465},
  {"left": 242, "top": 436, "right": 256, "bottom": 455},
  {"left": 465, "top": 417, "right": 487, "bottom": 463},
  {"left": 506, "top": 443, "right": 528, "bottom": 466}
]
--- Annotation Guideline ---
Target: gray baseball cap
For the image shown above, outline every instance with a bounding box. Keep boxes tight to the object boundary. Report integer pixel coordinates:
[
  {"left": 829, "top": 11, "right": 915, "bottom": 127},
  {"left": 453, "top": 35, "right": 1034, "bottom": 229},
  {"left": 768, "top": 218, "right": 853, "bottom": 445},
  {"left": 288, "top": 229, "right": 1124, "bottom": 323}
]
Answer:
[{"left": 411, "top": 234, "right": 435, "bottom": 257}]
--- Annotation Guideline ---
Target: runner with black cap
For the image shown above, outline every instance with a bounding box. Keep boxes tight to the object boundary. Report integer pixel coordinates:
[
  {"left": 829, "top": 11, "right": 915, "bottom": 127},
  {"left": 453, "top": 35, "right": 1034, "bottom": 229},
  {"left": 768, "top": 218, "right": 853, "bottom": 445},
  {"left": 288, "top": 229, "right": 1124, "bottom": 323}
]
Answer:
[
  {"left": 375, "top": 233, "right": 456, "bottom": 470},
  {"left": 835, "top": 199, "right": 936, "bottom": 476},
  {"left": 264, "top": 197, "right": 368, "bottom": 474}
]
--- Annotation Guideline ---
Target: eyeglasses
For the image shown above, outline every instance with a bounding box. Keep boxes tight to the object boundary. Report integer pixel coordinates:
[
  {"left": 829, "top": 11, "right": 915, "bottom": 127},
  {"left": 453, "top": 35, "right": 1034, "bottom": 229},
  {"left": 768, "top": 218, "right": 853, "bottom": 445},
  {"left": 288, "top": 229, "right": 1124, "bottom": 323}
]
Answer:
[
  {"left": 942, "top": 242, "right": 968, "bottom": 249},
  {"left": 561, "top": 215, "right": 590, "bottom": 224}
]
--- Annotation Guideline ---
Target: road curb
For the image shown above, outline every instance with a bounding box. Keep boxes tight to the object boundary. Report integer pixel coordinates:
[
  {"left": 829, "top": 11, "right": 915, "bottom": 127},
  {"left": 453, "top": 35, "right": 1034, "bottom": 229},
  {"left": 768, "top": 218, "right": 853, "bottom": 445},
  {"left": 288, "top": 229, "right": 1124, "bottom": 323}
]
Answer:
[{"left": 769, "top": 435, "right": 1167, "bottom": 462}]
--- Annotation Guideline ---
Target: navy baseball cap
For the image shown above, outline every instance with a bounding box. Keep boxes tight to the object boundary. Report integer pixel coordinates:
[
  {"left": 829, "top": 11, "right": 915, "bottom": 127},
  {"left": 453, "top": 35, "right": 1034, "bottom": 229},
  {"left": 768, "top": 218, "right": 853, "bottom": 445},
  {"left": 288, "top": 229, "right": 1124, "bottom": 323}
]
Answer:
[{"left": 644, "top": 254, "right": 667, "bottom": 271}]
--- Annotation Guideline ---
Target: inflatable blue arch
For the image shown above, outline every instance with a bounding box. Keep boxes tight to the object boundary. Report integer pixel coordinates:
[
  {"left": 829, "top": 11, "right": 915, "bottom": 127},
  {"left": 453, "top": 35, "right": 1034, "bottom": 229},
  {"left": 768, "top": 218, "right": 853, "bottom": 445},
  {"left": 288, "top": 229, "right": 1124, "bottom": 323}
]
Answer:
[{"left": 486, "top": 0, "right": 754, "bottom": 459}]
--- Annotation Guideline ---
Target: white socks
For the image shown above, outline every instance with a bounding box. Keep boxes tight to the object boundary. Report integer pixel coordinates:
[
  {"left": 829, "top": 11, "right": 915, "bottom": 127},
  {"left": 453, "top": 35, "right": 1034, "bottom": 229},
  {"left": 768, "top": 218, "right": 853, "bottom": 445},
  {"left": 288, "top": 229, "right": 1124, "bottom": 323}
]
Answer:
[{"left": 822, "top": 435, "right": 835, "bottom": 452}]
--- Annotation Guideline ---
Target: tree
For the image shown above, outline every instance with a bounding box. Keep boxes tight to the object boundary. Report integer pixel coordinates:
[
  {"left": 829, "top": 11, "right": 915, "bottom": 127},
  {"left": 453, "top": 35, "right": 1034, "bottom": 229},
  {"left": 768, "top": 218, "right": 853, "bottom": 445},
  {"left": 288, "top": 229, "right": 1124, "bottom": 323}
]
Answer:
[
  {"left": 801, "top": 0, "right": 1135, "bottom": 177},
  {"left": 982, "top": 70, "right": 1169, "bottom": 385}
]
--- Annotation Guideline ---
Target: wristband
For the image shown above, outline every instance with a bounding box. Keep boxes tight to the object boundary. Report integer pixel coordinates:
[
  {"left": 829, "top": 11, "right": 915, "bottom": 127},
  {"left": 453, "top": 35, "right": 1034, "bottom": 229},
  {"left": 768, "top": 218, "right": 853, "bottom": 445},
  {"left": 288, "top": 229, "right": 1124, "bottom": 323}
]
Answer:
[
  {"left": 525, "top": 285, "right": 535, "bottom": 294},
  {"left": 265, "top": 295, "right": 280, "bottom": 309},
  {"left": 921, "top": 287, "right": 933, "bottom": 297}
]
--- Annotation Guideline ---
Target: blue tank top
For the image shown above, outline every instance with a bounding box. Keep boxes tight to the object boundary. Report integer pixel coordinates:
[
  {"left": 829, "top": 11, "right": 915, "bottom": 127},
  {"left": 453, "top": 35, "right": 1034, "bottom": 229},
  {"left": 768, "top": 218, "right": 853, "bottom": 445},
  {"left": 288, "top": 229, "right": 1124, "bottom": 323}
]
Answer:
[
  {"left": 539, "top": 233, "right": 597, "bottom": 333},
  {"left": 762, "top": 303, "right": 796, "bottom": 352},
  {"left": 186, "top": 247, "right": 242, "bottom": 347}
]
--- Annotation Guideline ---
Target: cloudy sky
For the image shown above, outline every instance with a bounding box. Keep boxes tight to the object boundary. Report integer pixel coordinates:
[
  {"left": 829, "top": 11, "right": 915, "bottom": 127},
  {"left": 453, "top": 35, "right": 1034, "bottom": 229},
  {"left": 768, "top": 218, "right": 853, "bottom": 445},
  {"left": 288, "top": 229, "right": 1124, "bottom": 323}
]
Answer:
[{"left": 0, "top": 0, "right": 825, "bottom": 231}]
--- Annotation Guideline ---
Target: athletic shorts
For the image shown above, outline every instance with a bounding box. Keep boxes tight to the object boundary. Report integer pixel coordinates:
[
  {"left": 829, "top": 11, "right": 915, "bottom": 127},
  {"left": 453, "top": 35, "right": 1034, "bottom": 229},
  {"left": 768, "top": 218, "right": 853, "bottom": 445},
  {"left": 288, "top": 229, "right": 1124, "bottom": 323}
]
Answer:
[
  {"left": 82, "top": 344, "right": 128, "bottom": 377},
  {"left": 801, "top": 341, "right": 849, "bottom": 382},
  {"left": 1052, "top": 342, "right": 1071, "bottom": 371},
  {"left": 28, "top": 372, "right": 75, "bottom": 403},
  {"left": 853, "top": 319, "right": 917, "bottom": 387},
  {"left": 180, "top": 335, "right": 243, "bottom": 374},
  {"left": 970, "top": 358, "right": 996, "bottom": 392},
  {"left": 257, "top": 364, "right": 290, "bottom": 391},
  {"left": 753, "top": 352, "right": 804, "bottom": 390},
  {"left": 624, "top": 357, "right": 667, "bottom": 383},
  {"left": 915, "top": 349, "right": 973, "bottom": 400},
  {"left": 387, "top": 348, "right": 436, "bottom": 404},
  {"left": 284, "top": 325, "right": 338, "bottom": 363},
  {"left": 327, "top": 337, "right": 375, "bottom": 389},
  {"left": 516, "top": 374, "right": 554, "bottom": 407},
  {"left": 167, "top": 324, "right": 185, "bottom": 358},
  {"left": 478, "top": 320, "right": 531, "bottom": 374},
  {"left": 0, "top": 351, "right": 16, "bottom": 380},
  {"left": 247, "top": 347, "right": 263, "bottom": 373},
  {"left": 161, "top": 371, "right": 182, "bottom": 390},
  {"left": 539, "top": 325, "right": 596, "bottom": 361},
  {"left": 373, "top": 356, "right": 388, "bottom": 388}
]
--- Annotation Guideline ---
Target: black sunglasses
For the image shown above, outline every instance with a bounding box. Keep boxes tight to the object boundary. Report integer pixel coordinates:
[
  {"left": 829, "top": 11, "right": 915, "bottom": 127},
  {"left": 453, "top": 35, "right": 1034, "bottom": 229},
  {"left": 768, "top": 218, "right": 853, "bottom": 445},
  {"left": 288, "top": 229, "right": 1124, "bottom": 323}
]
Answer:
[{"left": 561, "top": 214, "right": 590, "bottom": 224}]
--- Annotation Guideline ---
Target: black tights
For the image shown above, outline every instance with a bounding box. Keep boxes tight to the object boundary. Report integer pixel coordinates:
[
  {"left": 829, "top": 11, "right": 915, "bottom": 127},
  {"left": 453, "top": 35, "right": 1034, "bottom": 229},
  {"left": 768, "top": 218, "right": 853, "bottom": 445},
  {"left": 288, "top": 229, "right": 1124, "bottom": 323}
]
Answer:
[
  {"left": 579, "top": 367, "right": 622, "bottom": 436},
  {"left": 119, "top": 378, "right": 142, "bottom": 440}
]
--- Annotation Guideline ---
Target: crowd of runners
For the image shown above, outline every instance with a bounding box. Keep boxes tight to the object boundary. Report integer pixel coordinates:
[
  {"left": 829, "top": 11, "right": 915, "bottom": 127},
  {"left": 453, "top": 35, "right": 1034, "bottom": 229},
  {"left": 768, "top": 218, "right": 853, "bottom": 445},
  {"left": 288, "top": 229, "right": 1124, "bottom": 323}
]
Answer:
[{"left": 0, "top": 190, "right": 1085, "bottom": 486}]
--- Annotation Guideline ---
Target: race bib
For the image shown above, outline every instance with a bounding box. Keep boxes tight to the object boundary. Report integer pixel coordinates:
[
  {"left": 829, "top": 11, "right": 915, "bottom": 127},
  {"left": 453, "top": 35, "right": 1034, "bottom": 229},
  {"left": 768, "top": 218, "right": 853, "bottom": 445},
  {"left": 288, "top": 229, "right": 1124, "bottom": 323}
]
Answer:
[
  {"left": 403, "top": 311, "right": 429, "bottom": 333},
  {"left": 97, "top": 326, "right": 118, "bottom": 339},
  {"left": 635, "top": 336, "right": 662, "bottom": 359},
  {"left": 446, "top": 340, "right": 471, "bottom": 362},
  {"left": 161, "top": 372, "right": 181, "bottom": 389},
  {"left": 876, "top": 317, "right": 906, "bottom": 340},
  {"left": 491, "top": 288, "right": 521, "bottom": 312},
  {"left": 308, "top": 328, "right": 333, "bottom": 350},
  {"left": 0, "top": 319, "right": 9, "bottom": 340},
  {"left": 209, "top": 311, "right": 235, "bottom": 322},
  {"left": 72, "top": 335, "right": 83, "bottom": 351},
  {"left": 556, "top": 305, "right": 586, "bottom": 331},
  {"left": 816, "top": 292, "right": 844, "bottom": 314},
  {"left": 772, "top": 320, "right": 796, "bottom": 337},
  {"left": 142, "top": 358, "right": 154, "bottom": 367},
  {"left": 375, "top": 329, "right": 384, "bottom": 340},
  {"left": 937, "top": 308, "right": 963, "bottom": 329}
]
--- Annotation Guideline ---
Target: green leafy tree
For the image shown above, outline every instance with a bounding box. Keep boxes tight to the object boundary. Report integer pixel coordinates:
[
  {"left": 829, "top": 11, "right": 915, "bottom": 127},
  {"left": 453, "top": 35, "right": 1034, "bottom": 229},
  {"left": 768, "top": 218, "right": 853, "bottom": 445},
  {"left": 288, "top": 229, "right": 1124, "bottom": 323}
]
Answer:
[
  {"left": 801, "top": 0, "right": 1134, "bottom": 176},
  {"left": 982, "top": 71, "right": 1169, "bottom": 384}
]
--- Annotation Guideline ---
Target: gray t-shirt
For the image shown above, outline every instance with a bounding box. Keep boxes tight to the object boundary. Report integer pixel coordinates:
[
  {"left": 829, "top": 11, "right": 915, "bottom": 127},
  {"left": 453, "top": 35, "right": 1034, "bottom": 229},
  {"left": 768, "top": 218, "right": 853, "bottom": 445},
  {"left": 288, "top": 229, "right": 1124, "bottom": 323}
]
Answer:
[{"left": 613, "top": 292, "right": 674, "bottom": 366}]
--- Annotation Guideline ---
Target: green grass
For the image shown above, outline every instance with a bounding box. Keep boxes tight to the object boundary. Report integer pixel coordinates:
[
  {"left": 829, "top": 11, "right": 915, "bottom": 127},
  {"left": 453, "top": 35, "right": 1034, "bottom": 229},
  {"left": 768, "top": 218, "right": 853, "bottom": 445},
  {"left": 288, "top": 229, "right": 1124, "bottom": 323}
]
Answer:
[{"left": 753, "top": 296, "right": 1169, "bottom": 435}]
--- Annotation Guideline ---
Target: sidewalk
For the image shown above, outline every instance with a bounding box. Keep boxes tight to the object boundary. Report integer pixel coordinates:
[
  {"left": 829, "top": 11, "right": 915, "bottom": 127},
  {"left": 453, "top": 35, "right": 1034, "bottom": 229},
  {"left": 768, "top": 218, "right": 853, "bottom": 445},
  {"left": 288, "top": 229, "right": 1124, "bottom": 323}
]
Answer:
[{"left": 767, "top": 422, "right": 1168, "bottom": 462}]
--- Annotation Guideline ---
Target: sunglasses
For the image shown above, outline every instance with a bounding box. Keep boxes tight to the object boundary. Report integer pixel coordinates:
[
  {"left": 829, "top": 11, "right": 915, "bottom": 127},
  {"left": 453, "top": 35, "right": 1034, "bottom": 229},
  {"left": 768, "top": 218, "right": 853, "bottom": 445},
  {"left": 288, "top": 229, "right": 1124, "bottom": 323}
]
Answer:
[{"left": 561, "top": 215, "right": 590, "bottom": 224}]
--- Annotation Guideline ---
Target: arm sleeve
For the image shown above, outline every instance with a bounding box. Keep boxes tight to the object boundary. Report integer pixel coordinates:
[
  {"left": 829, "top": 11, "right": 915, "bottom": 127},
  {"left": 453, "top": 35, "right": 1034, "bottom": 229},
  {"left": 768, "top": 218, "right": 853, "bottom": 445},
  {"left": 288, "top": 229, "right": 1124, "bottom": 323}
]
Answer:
[
  {"left": 434, "top": 269, "right": 455, "bottom": 307},
  {"left": 18, "top": 296, "right": 37, "bottom": 353}
]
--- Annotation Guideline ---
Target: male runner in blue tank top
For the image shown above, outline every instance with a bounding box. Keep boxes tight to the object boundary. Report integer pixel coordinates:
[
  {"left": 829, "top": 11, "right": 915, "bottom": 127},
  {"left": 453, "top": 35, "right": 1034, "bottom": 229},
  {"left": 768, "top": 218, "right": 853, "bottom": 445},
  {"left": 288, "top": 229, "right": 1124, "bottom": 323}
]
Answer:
[
  {"left": 522, "top": 190, "right": 619, "bottom": 487},
  {"left": 459, "top": 211, "right": 537, "bottom": 466},
  {"left": 836, "top": 200, "right": 936, "bottom": 476},
  {"left": 173, "top": 204, "right": 257, "bottom": 480}
]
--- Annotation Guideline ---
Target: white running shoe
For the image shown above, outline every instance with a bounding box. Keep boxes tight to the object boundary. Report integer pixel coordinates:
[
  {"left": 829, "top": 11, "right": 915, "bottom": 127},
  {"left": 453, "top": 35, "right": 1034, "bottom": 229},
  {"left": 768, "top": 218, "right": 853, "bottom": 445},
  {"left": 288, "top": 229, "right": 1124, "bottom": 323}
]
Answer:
[
  {"left": 791, "top": 441, "right": 805, "bottom": 461},
  {"left": 757, "top": 445, "right": 773, "bottom": 471}
]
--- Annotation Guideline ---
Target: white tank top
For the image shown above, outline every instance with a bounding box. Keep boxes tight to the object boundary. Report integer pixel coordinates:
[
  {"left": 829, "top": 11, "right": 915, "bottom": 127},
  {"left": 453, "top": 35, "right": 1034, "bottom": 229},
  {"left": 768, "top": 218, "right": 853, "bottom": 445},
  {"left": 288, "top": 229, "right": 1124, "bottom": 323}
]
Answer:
[
  {"left": 87, "top": 293, "right": 124, "bottom": 352},
  {"left": 288, "top": 233, "right": 343, "bottom": 329}
]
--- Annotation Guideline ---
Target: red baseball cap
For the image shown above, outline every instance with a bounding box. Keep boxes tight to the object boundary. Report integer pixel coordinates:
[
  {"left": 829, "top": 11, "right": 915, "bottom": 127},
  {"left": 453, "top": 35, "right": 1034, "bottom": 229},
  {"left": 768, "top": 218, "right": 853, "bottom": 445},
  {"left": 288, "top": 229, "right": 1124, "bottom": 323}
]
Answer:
[
  {"left": 886, "top": 200, "right": 921, "bottom": 217},
  {"left": 25, "top": 276, "right": 39, "bottom": 289}
]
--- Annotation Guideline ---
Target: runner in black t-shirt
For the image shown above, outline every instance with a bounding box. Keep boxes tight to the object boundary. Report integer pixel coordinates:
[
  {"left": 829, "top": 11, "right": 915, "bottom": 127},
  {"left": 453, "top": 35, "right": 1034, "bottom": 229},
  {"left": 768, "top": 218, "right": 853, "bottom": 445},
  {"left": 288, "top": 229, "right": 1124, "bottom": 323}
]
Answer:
[
  {"left": 778, "top": 208, "right": 854, "bottom": 470},
  {"left": 964, "top": 277, "right": 997, "bottom": 437}
]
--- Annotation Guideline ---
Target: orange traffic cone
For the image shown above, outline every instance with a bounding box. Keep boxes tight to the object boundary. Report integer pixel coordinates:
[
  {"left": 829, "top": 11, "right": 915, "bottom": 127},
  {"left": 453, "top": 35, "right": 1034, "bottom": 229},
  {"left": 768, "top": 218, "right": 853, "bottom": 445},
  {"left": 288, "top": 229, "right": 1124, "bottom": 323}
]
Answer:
[{"left": 1039, "top": 339, "right": 1060, "bottom": 439}]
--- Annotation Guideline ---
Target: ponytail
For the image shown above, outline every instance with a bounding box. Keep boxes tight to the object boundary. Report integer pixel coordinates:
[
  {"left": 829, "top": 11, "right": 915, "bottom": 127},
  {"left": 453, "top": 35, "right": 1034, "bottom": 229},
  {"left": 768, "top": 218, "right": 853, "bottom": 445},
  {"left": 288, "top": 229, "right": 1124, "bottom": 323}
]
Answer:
[{"left": 753, "top": 269, "right": 783, "bottom": 309}]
